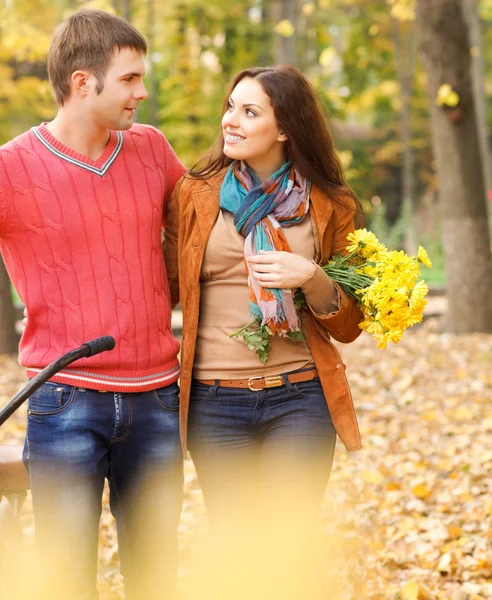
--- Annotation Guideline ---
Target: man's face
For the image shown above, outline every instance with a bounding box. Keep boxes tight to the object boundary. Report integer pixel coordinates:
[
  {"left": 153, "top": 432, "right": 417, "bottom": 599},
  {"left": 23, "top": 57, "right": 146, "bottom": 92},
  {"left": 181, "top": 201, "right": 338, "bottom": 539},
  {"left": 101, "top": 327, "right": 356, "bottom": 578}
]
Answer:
[{"left": 85, "top": 47, "right": 148, "bottom": 130}]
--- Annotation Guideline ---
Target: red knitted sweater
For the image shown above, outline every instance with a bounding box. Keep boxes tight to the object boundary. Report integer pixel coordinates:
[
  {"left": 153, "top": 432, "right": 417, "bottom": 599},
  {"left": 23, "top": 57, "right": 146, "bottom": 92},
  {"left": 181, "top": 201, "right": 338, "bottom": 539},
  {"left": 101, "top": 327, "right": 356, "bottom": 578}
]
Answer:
[{"left": 0, "top": 123, "right": 185, "bottom": 392}]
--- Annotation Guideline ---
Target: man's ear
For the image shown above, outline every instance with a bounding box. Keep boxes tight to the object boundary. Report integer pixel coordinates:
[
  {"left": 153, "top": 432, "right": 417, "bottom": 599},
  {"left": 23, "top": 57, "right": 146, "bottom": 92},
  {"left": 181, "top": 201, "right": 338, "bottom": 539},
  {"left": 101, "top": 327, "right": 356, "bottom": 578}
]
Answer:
[{"left": 71, "top": 70, "right": 90, "bottom": 97}]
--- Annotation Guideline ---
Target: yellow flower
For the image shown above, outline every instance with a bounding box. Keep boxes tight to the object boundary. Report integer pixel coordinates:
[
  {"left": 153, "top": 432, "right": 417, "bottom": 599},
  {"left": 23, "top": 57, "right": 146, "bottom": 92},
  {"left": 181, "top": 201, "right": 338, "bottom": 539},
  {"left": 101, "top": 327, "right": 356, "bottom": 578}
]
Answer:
[
  {"left": 417, "top": 246, "right": 432, "bottom": 268},
  {"left": 346, "top": 229, "right": 385, "bottom": 258},
  {"left": 360, "top": 263, "right": 381, "bottom": 278},
  {"left": 377, "top": 328, "right": 404, "bottom": 349},
  {"left": 409, "top": 280, "right": 428, "bottom": 309}
]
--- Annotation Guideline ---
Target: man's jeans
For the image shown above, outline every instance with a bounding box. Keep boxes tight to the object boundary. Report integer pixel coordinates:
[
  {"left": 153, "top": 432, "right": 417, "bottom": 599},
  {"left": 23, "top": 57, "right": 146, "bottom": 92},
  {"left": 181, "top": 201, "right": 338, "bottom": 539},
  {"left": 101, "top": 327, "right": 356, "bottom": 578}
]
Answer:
[
  {"left": 23, "top": 381, "right": 183, "bottom": 600},
  {"left": 188, "top": 374, "right": 336, "bottom": 600}
]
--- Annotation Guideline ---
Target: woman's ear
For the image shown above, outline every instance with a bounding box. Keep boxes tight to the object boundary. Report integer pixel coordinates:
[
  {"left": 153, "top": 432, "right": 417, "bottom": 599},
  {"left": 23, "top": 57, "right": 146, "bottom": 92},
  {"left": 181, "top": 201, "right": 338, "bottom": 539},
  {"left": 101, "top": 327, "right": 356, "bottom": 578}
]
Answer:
[{"left": 277, "top": 131, "right": 288, "bottom": 142}]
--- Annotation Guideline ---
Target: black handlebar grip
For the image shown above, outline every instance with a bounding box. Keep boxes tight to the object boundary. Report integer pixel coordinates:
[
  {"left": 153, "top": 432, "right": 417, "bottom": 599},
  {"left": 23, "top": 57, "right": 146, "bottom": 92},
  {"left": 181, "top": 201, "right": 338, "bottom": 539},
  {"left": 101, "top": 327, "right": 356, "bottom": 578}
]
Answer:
[{"left": 82, "top": 336, "right": 116, "bottom": 357}]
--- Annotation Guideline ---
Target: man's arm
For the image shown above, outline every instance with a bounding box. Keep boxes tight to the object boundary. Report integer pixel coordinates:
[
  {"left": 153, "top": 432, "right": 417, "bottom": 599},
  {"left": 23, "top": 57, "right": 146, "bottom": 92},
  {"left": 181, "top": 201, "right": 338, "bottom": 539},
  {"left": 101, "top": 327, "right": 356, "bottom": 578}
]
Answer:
[{"left": 162, "top": 177, "right": 183, "bottom": 310}]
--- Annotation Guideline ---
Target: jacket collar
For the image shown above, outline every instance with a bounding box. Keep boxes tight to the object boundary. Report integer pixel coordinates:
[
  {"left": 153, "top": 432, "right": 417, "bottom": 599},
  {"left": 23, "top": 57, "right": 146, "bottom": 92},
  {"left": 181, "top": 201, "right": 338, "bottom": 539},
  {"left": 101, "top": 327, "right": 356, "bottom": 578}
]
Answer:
[
  {"left": 307, "top": 186, "right": 333, "bottom": 254},
  {"left": 191, "top": 169, "right": 335, "bottom": 253}
]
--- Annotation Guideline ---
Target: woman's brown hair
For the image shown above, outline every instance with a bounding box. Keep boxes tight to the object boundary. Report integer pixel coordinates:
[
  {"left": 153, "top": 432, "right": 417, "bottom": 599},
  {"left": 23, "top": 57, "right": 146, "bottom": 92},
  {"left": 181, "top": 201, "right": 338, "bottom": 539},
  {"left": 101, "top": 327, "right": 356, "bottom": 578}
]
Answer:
[{"left": 189, "top": 65, "right": 363, "bottom": 220}]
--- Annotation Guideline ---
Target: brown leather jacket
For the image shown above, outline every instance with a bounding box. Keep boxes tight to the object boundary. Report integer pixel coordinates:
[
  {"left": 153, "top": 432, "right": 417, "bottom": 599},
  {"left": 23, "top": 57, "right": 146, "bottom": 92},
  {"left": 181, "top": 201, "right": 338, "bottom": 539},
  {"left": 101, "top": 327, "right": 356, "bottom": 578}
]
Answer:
[{"left": 163, "top": 170, "right": 364, "bottom": 453}]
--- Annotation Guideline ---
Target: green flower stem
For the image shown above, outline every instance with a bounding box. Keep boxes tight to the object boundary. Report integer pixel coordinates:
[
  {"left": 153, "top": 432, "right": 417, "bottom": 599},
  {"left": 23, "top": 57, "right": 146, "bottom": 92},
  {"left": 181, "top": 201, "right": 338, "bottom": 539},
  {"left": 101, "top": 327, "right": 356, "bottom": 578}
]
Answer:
[{"left": 229, "top": 318, "right": 260, "bottom": 338}]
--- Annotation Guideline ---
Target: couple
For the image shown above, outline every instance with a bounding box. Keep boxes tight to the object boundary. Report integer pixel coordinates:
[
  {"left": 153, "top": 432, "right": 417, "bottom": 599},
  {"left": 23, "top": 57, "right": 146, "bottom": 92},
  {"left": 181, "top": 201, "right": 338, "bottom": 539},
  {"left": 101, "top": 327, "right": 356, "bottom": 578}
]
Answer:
[{"left": 0, "top": 8, "right": 363, "bottom": 600}]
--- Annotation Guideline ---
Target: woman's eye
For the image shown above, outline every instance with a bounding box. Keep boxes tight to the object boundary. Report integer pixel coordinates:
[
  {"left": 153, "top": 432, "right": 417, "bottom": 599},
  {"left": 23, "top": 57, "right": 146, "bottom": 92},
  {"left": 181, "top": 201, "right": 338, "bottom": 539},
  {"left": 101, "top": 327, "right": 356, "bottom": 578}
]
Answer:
[
  {"left": 227, "top": 100, "right": 233, "bottom": 110},
  {"left": 246, "top": 109, "right": 256, "bottom": 117}
]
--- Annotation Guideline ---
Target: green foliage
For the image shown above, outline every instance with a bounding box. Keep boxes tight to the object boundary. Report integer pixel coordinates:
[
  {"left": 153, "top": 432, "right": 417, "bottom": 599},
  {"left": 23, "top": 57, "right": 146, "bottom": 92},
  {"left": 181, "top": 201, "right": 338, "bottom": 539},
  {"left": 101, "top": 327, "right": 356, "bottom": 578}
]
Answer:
[{"left": 228, "top": 318, "right": 272, "bottom": 365}]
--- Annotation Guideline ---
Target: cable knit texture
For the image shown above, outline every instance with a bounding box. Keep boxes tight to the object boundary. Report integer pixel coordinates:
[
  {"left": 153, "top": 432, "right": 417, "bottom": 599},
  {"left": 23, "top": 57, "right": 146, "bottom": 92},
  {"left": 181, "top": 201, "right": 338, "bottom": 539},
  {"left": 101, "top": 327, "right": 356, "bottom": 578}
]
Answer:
[{"left": 0, "top": 123, "right": 185, "bottom": 391}]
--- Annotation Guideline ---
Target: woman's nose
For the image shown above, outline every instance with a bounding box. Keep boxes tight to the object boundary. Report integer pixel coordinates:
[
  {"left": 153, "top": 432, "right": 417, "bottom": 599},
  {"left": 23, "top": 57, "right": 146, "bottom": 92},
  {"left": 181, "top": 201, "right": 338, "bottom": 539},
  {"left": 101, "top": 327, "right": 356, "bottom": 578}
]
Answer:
[{"left": 222, "top": 110, "right": 239, "bottom": 129}]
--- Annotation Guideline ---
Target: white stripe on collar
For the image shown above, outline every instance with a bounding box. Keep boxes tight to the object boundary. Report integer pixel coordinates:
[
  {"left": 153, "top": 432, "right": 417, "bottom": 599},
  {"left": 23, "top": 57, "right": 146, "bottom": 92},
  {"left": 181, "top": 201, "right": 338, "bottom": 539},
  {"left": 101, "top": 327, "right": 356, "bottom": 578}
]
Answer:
[{"left": 31, "top": 127, "right": 123, "bottom": 177}]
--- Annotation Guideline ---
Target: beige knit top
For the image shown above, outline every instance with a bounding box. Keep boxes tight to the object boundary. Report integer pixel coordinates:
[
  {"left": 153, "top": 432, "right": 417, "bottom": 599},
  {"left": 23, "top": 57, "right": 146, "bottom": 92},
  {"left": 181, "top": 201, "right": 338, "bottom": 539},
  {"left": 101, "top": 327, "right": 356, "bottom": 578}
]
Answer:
[{"left": 192, "top": 210, "right": 339, "bottom": 380}]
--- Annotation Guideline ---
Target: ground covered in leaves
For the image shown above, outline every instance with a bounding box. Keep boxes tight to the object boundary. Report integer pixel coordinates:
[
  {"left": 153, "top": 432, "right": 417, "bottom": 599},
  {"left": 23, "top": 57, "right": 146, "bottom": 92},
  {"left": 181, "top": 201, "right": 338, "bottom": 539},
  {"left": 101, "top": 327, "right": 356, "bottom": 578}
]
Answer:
[{"left": 0, "top": 317, "right": 490, "bottom": 599}]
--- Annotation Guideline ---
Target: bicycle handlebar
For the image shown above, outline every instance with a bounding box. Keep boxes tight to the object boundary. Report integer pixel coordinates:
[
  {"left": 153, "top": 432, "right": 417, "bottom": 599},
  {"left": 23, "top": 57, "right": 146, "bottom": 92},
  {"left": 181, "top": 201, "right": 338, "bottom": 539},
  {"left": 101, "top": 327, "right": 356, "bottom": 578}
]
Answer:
[
  {"left": 0, "top": 336, "right": 116, "bottom": 427},
  {"left": 81, "top": 336, "right": 116, "bottom": 357}
]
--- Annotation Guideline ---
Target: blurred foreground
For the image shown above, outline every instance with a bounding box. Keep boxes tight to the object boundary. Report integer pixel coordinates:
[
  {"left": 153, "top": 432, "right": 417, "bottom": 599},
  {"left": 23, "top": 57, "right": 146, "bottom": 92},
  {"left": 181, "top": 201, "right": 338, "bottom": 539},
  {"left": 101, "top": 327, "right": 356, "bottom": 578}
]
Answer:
[{"left": 0, "top": 316, "right": 491, "bottom": 599}]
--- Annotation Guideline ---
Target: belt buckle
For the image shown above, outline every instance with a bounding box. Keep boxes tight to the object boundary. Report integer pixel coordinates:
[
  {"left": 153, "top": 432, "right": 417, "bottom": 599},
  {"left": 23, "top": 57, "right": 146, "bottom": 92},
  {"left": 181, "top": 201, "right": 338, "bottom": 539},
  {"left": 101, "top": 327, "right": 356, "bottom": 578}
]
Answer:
[
  {"left": 264, "top": 375, "right": 283, "bottom": 389},
  {"left": 247, "top": 376, "right": 263, "bottom": 391},
  {"left": 247, "top": 375, "right": 284, "bottom": 391}
]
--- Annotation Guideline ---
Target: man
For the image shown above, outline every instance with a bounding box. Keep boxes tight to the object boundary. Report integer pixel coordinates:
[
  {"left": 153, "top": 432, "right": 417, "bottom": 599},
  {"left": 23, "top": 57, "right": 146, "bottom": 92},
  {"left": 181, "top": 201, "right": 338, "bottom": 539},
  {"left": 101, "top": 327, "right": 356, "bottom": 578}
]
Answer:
[{"left": 0, "top": 9, "right": 185, "bottom": 599}]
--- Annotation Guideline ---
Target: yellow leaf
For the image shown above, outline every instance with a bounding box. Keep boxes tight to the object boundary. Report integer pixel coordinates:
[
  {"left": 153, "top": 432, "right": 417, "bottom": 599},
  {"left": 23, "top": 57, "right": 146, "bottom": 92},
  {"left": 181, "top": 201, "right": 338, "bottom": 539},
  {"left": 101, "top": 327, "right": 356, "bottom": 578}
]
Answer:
[
  {"left": 386, "top": 481, "right": 401, "bottom": 491},
  {"left": 390, "top": 1, "right": 416, "bottom": 22},
  {"left": 319, "top": 47, "right": 336, "bottom": 69},
  {"left": 362, "top": 469, "right": 384, "bottom": 484},
  {"left": 447, "top": 525, "right": 462, "bottom": 540},
  {"left": 436, "top": 84, "right": 460, "bottom": 107},
  {"left": 401, "top": 581, "right": 419, "bottom": 600},
  {"left": 302, "top": 2, "right": 315, "bottom": 16},
  {"left": 437, "top": 552, "right": 452, "bottom": 574},
  {"left": 455, "top": 406, "right": 474, "bottom": 420},
  {"left": 274, "top": 19, "right": 295, "bottom": 38},
  {"left": 412, "top": 483, "right": 431, "bottom": 499},
  {"left": 369, "top": 24, "right": 380, "bottom": 36}
]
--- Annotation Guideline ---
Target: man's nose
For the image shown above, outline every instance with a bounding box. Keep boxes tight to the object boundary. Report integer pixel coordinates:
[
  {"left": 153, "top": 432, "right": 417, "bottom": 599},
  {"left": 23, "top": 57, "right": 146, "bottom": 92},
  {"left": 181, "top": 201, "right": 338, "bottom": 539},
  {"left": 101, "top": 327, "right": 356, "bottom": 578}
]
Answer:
[{"left": 135, "top": 81, "right": 148, "bottom": 101}]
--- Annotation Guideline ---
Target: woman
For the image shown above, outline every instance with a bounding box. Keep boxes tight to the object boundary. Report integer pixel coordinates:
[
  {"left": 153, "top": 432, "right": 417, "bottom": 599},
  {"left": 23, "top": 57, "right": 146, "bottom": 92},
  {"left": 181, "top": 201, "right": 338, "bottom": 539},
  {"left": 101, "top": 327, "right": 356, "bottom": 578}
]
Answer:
[{"left": 164, "top": 65, "right": 364, "bottom": 598}]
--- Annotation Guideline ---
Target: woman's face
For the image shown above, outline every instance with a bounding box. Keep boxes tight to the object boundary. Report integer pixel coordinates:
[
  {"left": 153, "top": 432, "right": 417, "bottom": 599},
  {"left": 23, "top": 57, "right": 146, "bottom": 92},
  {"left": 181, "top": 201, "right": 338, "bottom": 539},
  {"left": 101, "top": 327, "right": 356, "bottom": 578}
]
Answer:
[{"left": 222, "top": 77, "right": 287, "bottom": 171}]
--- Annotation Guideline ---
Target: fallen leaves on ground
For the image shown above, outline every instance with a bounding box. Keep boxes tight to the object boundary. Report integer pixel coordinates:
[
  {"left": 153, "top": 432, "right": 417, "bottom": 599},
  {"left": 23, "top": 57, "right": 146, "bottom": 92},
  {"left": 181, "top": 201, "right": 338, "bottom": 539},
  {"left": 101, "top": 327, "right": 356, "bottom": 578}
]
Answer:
[{"left": 0, "top": 317, "right": 490, "bottom": 599}]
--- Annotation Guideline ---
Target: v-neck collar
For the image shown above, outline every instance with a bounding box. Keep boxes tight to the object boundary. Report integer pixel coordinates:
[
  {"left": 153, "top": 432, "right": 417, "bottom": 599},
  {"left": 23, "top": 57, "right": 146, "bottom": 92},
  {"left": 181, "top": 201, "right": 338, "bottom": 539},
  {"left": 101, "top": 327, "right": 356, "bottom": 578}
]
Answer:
[{"left": 31, "top": 123, "right": 123, "bottom": 177}]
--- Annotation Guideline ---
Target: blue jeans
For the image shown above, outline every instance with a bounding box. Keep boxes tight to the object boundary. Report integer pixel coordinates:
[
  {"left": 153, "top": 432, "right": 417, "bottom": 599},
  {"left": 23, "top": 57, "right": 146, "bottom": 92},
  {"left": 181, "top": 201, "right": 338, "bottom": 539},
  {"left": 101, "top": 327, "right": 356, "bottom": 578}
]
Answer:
[
  {"left": 188, "top": 373, "right": 336, "bottom": 600},
  {"left": 23, "top": 381, "right": 183, "bottom": 600}
]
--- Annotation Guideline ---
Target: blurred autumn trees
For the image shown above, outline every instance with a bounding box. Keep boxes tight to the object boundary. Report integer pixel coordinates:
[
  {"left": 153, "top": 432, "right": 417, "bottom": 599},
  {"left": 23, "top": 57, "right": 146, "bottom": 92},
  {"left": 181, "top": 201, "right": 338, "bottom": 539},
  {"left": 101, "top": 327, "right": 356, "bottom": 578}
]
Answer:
[{"left": 1, "top": 0, "right": 492, "bottom": 343}]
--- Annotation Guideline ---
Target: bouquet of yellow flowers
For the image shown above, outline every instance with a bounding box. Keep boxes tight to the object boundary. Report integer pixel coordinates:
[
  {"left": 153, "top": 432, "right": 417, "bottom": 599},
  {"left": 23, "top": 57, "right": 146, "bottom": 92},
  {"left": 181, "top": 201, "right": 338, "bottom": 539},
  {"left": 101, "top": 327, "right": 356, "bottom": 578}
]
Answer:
[
  {"left": 230, "top": 229, "right": 432, "bottom": 362},
  {"left": 325, "top": 229, "right": 432, "bottom": 348}
]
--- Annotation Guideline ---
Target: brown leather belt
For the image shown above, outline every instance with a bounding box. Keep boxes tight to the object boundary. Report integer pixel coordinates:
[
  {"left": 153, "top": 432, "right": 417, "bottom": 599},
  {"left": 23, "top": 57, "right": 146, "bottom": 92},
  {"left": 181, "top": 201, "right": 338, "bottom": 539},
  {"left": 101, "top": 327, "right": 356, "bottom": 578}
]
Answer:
[{"left": 196, "top": 368, "right": 318, "bottom": 392}]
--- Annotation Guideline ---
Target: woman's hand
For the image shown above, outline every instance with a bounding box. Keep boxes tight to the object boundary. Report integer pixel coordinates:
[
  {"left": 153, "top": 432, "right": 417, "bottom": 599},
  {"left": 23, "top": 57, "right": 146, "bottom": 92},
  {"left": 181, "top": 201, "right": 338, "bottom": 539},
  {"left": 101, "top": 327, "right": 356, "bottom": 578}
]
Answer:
[{"left": 246, "top": 250, "right": 316, "bottom": 289}]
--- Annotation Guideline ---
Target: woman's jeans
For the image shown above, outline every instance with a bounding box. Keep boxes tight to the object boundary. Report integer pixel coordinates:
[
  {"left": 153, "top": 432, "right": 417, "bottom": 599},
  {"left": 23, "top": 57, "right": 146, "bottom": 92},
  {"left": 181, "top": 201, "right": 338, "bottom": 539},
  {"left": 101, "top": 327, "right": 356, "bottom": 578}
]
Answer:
[
  {"left": 23, "top": 381, "right": 183, "bottom": 600},
  {"left": 188, "top": 373, "right": 337, "bottom": 600}
]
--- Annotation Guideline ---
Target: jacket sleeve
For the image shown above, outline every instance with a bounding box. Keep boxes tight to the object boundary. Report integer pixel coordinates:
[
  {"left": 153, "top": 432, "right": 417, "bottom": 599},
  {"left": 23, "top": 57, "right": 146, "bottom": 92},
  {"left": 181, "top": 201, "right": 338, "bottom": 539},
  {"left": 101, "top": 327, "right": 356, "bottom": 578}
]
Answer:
[
  {"left": 162, "top": 176, "right": 184, "bottom": 310},
  {"left": 307, "top": 196, "right": 363, "bottom": 343}
]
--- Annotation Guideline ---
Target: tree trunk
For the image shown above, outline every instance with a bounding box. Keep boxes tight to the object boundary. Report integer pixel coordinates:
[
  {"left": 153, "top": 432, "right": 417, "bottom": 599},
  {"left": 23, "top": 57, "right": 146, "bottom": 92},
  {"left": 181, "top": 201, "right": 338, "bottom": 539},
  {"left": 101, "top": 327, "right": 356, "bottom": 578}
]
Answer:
[
  {"left": 273, "top": 0, "right": 297, "bottom": 65},
  {"left": 416, "top": 0, "right": 492, "bottom": 333},
  {"left": 258, "top": 0, "right": 274, "bottom": 66},
  {"left": 392, "top": 17, "right": 417, "bottom": 254},
  {"left": 461, "top": 0, "right": 492, "bottom": 200},
  {"left": 123, "top": 0, "right": 131, "bottom": 22},
  {"left": 0, "top": 260, "right": 18, "bottom": 354},
  {"left": 304, "top": 0, "right": 319, "bottom": 74}
]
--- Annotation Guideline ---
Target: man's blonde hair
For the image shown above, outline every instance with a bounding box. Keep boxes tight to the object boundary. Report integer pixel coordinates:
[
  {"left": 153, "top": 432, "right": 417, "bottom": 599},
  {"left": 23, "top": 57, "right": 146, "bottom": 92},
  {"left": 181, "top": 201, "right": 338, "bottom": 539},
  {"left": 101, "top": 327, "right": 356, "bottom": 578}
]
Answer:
[{"left": 48, "top": 9, "right": 147, "bottom": 106}]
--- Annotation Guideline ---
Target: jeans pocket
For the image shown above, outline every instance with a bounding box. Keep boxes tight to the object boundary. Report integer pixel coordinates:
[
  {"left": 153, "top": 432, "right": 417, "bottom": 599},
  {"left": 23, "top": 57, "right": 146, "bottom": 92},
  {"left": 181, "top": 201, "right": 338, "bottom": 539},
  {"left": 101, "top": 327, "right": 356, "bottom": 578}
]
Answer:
[
  {"left": 288, "top": 377, "right": 323, "bottom": 399},
  {"left": 152, "top": 383, "right": 180, "bottom": 411},
  {"left": 28, "top": 382, "right": 77, "bottom": 416},
  {"left": 190, "top": 381, "right": 218, "bottom": 402}
]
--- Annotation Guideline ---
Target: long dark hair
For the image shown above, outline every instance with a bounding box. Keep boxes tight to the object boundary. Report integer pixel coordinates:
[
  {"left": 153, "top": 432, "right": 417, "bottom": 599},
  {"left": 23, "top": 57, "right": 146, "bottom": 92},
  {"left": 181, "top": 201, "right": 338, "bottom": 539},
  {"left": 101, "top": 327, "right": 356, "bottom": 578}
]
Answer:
[{"left": 189, "top": 65, "right": 363, "bottom": 220}]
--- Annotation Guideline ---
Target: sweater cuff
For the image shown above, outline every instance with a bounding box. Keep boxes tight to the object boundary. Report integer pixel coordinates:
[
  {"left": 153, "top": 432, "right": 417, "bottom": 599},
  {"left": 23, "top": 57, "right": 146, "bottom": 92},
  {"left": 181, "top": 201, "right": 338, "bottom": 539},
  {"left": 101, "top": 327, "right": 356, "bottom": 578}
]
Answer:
[{"left": 300, "top": 263, "right": 340, "bottom": 315}]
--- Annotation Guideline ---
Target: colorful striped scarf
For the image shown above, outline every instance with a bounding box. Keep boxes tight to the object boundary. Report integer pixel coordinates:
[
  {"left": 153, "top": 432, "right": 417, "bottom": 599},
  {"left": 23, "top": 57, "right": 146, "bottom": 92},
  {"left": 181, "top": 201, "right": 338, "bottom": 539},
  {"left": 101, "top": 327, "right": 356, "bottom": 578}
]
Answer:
[{"left": 220, "top": 160, "right": 311, "bottom": 335}]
